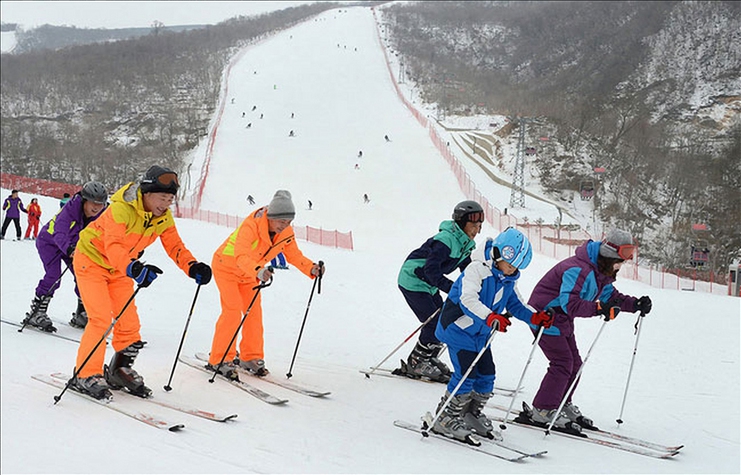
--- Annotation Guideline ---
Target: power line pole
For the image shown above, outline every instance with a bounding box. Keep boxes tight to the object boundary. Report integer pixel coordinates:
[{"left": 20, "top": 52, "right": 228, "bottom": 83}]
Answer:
[{"left": 509, "top": 117, "right": 529, "bottom": 208}]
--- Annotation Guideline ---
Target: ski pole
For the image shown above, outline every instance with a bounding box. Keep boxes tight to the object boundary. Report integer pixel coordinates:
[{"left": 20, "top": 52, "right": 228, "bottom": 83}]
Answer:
[
  {"left": 209, "top": 275, "right": 273, "bottom": 383},
  {"left": 421, "top": 322, "right": 500, "bottom": 438},
  {"left": 163, "top": 283, "right": 203, "bottom": 391},
  {"left": 19, "top": 263, "right": 71, "bottom": 333},
  {"left": 499, "top": 324, "right": 545, "bottom": 430},
  {"left": 286, "top": 261, "right": 323, "bottom": 379},
  {"left": 545, "top": 318, "right": 609, "bottom": 435},
  {"left": 616, "top": 311, "right": 646, "bottom": 425},
  {"left": 365, "top": 308, "right": 441, "bottom": 378},
  {"left": 53, "top": 285, "right": 143, "bottom": 404}
]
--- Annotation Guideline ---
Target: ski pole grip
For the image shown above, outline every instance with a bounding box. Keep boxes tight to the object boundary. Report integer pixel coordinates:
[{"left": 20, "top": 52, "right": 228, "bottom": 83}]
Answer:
[{"left": 317, "top": 260, "right": 324, "bottom": 294}]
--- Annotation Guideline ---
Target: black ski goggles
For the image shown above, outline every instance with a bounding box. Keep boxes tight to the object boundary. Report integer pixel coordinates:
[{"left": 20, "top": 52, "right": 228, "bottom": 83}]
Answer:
[{"left": 465, "top": 211, "right": 485, "bottom": 223}]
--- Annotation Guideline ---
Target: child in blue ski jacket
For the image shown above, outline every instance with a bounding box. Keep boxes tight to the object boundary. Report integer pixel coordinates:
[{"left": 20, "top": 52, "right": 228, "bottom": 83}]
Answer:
[{"left": 429, "top": 227, "right": 554, "bottom": 443}]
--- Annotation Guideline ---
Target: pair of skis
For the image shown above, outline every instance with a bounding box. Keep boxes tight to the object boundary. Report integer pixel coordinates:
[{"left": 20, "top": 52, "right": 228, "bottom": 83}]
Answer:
[
  {"left": 394, "top": 418, "right": 547, "bottom": 462},
  {"left": 177, "top": 352, "right": 331, "bottom": 405},
  {"left": 359, "top": 366, "right": 520, "bottom": 397},
  {"left": 488, "top": 402, "right": 683, "bottom": 459},
  {"left": 32, "top": 373, "right": 237, "bottom": 432}
]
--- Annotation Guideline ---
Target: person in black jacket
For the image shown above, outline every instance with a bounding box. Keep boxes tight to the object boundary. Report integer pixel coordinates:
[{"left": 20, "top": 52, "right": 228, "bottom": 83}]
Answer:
[{"left": 395, "top": 201, "right": 484, "bottom": 382}]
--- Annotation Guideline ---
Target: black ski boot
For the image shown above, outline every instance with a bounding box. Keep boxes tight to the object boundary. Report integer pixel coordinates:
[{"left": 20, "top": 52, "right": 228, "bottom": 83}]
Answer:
[
  {"left": 23, "top": 295, "right": 57, "bottom": 332},
  {"left": 104, "top": 341, "right": 152, "bottom": 398},
  {"left": 70, "top": 373, "right": 113, "bottom": 400},
  {"left": 69, "top": 298, "right": 88, "bottom": 329},
  {"left": 427, "top": 342, "right": 452, "bottom": 379},
  {"left": 393, "top": 341, "right": 450, "bottom": 383}
]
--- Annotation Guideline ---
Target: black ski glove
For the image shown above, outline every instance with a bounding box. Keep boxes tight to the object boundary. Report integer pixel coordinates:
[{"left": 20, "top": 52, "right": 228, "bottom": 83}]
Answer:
[
  {"left": 634, "top": 296, "right": 652, "bottom": 315},
  {"left": 597, "top": 300, "right": 621, "bottom": 321},
  {"left": 188, "top": 261, "right": 212, "bottom": 285}
]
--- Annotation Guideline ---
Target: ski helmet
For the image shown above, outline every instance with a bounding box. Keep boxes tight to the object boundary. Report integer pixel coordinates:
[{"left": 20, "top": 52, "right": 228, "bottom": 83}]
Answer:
[
  {"left": 492, "top": 227, "right": 532, "bottom": 269},
  {"left": 81, "top": 181, "right": 108, "bottom": 204},
  {"left": 452, "top": 200, "right": 484, "bottom": 225},
  {"left": 140, "top": 165, "right": 179, "bottom": 195}
]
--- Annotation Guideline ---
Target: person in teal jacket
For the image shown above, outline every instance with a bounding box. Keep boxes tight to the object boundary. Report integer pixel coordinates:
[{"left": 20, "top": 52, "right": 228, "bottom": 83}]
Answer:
[{"left": 395, "top": 200, "right": 484, "bottom": 382}]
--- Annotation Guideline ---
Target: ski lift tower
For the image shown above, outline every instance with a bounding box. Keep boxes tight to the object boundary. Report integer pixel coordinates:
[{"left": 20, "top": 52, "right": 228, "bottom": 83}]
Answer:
[{"left": 509, "top": 117, "right": 532, "bottom": 208}]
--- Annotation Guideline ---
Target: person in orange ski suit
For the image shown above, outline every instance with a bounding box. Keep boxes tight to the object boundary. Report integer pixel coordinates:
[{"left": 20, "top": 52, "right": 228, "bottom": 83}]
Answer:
[
  {"left": 24, "top": 198, "right": 42, "bottom": 239},
  {"left": 71, "top": 165, "right": 212, "bottom": 400},
  {"left": 207, "top": 190, "right": 324, "bottom": 378}
]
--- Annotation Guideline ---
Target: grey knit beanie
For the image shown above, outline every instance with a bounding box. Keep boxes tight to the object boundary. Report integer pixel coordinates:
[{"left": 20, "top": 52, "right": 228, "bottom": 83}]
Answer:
[
  {"left": 267, "top": 190, "right": 296, "bottom": 220},
  {"left": 600, "top": 228, "right": 633, "bottom": 259}
]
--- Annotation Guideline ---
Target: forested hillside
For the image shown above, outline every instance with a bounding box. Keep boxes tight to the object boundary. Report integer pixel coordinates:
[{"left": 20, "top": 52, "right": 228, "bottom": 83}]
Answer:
[
  {"left": 380, "top": 0, "right": 740, "bottom": 275},
  {"left": 0, "top": 3, "right": 336, "bottom": 188}
]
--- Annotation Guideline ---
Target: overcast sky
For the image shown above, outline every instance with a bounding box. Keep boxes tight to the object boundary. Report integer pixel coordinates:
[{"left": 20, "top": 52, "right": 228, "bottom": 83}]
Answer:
[{"left": 0, "top": 1, "right": 333, "bottom": 30}]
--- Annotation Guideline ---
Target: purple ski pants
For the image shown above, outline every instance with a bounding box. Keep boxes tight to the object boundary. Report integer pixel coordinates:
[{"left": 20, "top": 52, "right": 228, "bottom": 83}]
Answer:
[{"left": 532, "top": 332, "right": 583, "bottom": 410}]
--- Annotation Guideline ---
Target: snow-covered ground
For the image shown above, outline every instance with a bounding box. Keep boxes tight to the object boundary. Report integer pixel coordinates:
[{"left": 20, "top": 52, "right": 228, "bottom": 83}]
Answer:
[
  {"left": 1, "top": 30, "right": 17, "bottom": 54},
  {"left": 1, "top": 6, "right": 739, "bottom": 474}
]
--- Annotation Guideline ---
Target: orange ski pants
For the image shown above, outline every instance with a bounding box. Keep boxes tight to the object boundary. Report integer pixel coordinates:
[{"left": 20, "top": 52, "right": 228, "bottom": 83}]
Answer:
[
  {"left": 208, "top": 262, "right": 265, "bottom": 366},
  {"left": 74, "top": 253, "right": 142, "bottom": 378}
]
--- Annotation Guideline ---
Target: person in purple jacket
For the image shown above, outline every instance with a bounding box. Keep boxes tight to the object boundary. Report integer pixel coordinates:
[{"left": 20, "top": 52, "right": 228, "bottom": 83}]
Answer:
[
  {"left": 1, "top": 190, "right": 28, "bottom": 241},
  {"left": 521, "top": 228, "right": 653, "bottom": 432},
  {"left": 23, "top": 182, "right": 108, "bottom": 332}
]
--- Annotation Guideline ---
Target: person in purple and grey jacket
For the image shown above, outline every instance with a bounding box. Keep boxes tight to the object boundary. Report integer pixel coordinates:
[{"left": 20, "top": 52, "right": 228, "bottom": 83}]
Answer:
[
  {"left": 1, "top": 190, "right": 28, "bottom": 241},
  {"left": 23, "top": 182, "right": 108, "bottom": 332},
  {"left": 522, "top": 228, "right": 653, "bottom": 432}
]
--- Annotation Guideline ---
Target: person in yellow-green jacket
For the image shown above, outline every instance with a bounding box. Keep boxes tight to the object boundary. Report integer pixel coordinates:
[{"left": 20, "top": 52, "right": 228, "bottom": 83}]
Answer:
[
  {"left": 206, "top": 190, "right": 324, "bottom": 379},
  {"left": 70, "top": 165, "right": 212, "bottom": 400}
]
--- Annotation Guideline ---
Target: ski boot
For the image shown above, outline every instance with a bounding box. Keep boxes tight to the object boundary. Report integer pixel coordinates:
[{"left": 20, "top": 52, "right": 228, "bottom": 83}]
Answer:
[
  {"left": 104, "top": 341, "right": 152, "bottom": 398},
  {"left": 70, "top": 373, "right": 112, "bottom": 400},
  {"left": 463, "top": 391, "right": 503, "bottom": 441},
  {"left": 23, "top": 295, "right": 57, "bottom": 332},
  {"left": 430, "top": 391, "right": 475, "bottom": 443},
  {"left": 563, "top": 401, "right": 597, "bottom": 430},
  {"left": 236, "top": 358, "right": 269, "bottom": 376},
  {"left": 427, "top": 342, "right": 452, "bottom": 379},
  {"left": 518, "top": 402, "right": 582, "bottom": 435},
  {"left": 206, "top": 360, "right": 240, "bottom": 381},
  {"left": 394, "top": 341, "right": 450, "bottom": 383},
  {"left": 69, "top": 298, "right": 88, "bottom": 329}
]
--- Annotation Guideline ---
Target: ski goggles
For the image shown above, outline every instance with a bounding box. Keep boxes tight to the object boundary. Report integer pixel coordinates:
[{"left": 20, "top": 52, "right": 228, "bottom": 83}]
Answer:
[
  {"left": 603, "top": 241, "right": 636, "bottom": 260},
  {"left": 146, "top": 172, "right": 179, "bottom": 188},
  {"left": 465, "top": 211, "right": 485, "bottom": 223}
]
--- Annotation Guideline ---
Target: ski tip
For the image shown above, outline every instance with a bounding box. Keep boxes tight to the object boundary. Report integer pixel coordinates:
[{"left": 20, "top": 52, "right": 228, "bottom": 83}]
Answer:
[
  {"left": 168, "top": 424, "right": 186, "bottom": 432},
  {"left": 224, "top": 414, "right": 239, "bottom": 422}
]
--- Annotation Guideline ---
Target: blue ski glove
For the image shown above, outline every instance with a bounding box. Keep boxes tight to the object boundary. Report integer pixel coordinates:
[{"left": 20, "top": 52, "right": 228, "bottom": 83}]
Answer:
[
  {"left": 126, "top": 260, "right": 163, "bottom": 288},
  {"left": 188, "top": 261, "right": 212, "bottom": 285}
]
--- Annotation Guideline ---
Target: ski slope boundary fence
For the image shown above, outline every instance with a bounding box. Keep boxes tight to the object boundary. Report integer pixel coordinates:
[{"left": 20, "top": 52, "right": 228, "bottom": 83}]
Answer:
[
  {"left": 371, "top": 9, "right": 728, "bottom": 295},
  {"left": 0, "top": 173, "right": 354, "bottom": 251},
  {"left": 176, "top": 206, "right": 354, "bottom": 250}
]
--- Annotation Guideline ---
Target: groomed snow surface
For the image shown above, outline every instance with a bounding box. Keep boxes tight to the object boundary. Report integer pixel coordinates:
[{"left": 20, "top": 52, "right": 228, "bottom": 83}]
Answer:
[{"left": 1, "top": 7, "right": 739, "bottom": 474}]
